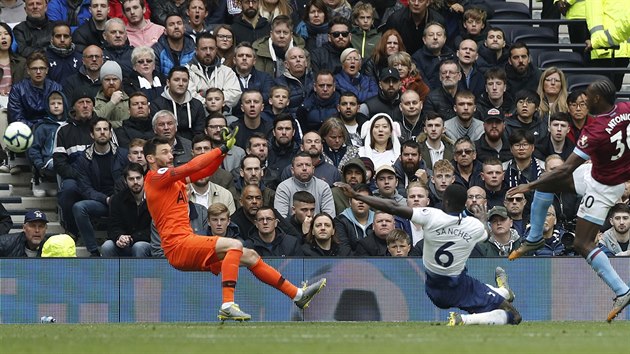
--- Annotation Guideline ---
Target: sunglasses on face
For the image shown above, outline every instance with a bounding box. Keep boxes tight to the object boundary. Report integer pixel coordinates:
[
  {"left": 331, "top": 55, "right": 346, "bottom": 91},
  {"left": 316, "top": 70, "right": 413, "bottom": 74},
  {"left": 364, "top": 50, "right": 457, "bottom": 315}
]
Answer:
[{"left": 331, "top": 31, "right": 349, "bottom": 38}]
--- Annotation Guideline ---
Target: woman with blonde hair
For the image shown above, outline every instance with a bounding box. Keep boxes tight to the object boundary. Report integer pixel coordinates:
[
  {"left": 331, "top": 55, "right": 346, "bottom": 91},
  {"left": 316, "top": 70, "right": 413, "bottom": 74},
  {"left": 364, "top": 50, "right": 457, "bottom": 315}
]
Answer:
[
  {"left": 388, "top": 51, "right": 430, "bottom": 102},
  {"left": 259, "top": 0, "right": 294, "bottom": 22},
  {"left": 319, "top": 117, "right": 359, "bottom": 171},
  {"left": 536, "top": 67, "right": 568, "bottom": 121}
]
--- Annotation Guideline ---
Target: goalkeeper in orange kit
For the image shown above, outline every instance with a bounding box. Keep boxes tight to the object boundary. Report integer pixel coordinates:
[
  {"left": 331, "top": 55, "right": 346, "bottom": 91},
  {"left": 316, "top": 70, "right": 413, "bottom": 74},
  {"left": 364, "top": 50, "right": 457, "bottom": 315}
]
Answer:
[{"left": 143, "top": 127, "right": 325, "bottom": 321}]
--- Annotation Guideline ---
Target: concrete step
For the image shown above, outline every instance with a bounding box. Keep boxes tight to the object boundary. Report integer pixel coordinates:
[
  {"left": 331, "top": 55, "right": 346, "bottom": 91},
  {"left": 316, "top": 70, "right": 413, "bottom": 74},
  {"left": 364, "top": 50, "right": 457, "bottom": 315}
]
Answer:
[
  {"left": 0, "top": 196, "right": 58, "bottom": 210},
  {"left": 0, "top": 171, "right": 32, "bottom": 186}
]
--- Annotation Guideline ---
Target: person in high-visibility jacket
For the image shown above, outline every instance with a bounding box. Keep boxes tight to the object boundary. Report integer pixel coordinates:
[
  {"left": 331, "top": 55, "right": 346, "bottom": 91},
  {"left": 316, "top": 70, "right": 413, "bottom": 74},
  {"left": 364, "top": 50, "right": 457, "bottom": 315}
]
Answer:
[
  {"left": 585, "top": 0, "right": 630, "bottom": 90},
  {"left": 554, "top": 0, "right": 587, "bottom": 55}
]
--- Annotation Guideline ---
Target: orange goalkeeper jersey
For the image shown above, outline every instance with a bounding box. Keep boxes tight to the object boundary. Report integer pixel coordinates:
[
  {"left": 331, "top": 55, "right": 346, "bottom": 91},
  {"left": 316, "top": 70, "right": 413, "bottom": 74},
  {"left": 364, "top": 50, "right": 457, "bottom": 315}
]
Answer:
[{"left": 144, "top": 147, "right": 225, "bottom": 255}]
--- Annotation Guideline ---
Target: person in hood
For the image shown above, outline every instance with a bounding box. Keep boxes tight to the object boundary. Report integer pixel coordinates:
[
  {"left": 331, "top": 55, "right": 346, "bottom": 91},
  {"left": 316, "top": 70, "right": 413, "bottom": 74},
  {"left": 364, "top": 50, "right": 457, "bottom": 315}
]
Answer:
[
  {"left": 149, "top": 65, "right": 206, "bottom": 140},
  {"left": 331, "top": 157, "right": 366, "bottom": 215},
  {"left": 358, "top": 112, "right": 401, "bottom": 171}
]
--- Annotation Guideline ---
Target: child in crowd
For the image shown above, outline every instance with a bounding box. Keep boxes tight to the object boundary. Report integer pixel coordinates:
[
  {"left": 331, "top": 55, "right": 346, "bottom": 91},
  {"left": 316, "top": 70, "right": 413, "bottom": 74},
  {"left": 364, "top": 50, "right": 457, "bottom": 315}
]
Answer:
[
  {"left": 262, "top": 85, "right": 303, "bottom": 143},
  {"left": 350, "top": 2, "right": 381, "bottom": 60},
  {"left": 205, "top": 88, "right": 237, "bottom": 125},
  {"left": 386, "top": 229, "right": 414, "bottom": 257}
]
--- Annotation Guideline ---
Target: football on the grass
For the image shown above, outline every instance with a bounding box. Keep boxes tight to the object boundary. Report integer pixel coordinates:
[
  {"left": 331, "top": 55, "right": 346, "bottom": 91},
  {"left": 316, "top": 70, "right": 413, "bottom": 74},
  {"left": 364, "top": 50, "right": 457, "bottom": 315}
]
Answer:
[{"left": 3, "top": 122, "right": 33, "bottom": 153}]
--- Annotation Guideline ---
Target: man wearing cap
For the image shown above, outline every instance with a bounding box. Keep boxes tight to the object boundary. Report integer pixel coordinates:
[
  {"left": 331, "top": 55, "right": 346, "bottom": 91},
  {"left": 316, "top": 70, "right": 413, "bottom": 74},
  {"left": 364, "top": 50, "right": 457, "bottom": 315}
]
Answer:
[
  {"left": 505, "top": 89, "right": 548, "bottom": 145},
  {"left": 374, "top": 165, "right": 406, "bottom": 207},
  {"left": 310, "top": 16, "right": 353, "bottom": 76},
  {"left": 54, "top": 92, "right": 99, "bottom": 237},
  {"left": 472, "top": 206, "right": 521, "bottom": 257},
  {"left": 274, "top": 152, "right": 335, "bottom": 218},
  {"left": 360, "top": 67, "right": 403, "bottom": 122},
  {"left": 62, "top": 45, "right": 104, "bottom": 103},
  {"left": 94, "top": 61, "right": 130, "bottom": 128},
  {"left": 334, "top": 47, "right": 378, "bottom": 103},
  {"left": 0, "top": 210, "right": 48, "bottom": 257},
  {"left": 475, "top": 108, "right": 513, "bottom": 163}
]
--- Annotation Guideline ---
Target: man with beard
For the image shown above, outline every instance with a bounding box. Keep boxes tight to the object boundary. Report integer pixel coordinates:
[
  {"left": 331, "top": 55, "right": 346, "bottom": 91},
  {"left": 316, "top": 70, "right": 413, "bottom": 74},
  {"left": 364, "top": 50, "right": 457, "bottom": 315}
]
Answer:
[
  {"left": 73, "top": 118, "right": 129, "bottom": 256},
  {"left": 398, "top": 90, "right": 424, "bottom": 142},
  {"left": 475, "top": 109, "right": 512, "bottom": 163},
  {"left": 73, "top": 0, "right": 108, "bottom": 52},
  {"left": 361, "top": 67, "right": 403, "bottom": 122},
  {"left": 394, "top": 140, "right": 429, "bottom": 197},
  {"left": 452, "top": 137, "right": 482, "bottom": 189},
  {"left": 150, "top": 66, "right": 206, "bottom": 140},
  {"left": 422, "top": 59, "right": 461, "bottom": 122},
  {"left": 336, "top": 92, "right": 368, "bottom": 147},
  {"left": 101, "top": 163, "right": 152, "bottom": 257},
  {"left": 102, "top": 18, "right": 134, "bottom": 77},
  {"left": 411, "top": 22, "right": 454, "bottom": 90},
  {"left": 124, "top": 0, "right": 164, "bottom": 47},
  {"left": 275, "top": 46, "right": 313, "bottom": 112},
  {"left": 381, "top": 0, "right": 445, "bottom": 55},
  {"left": 331, "top": 158, "right": 367, "bottom": 214},
  {"left": 63, "top": 45, "right": 104, "bottom": 101},
  {"left": 456, "top": 39, "right": 484, "bottom": 99},
  {"left": 505, "top": 42, "right": 541, "bottom": 97},
  {"left": 230, "top": 184, "right": 298, "bottom": 241},
  {"left": 600, "top": 204, "right": 630, "bottom": 257},
  {"left": 444, "top": 90, "right": 483, "bottom": 142},
  {"left": 188, "top": 134, "right": 236, "bottom": 214},
  {"left": 45, "top": 22, "right": 82, "bottom": 83},
  {"left": 417, "top": 112, "right": 454, "bottom": 172},
  {"left": 465, "top": 186, "right": 487, "bottom": 219},
  {"left": 266, "top": 113, "right": 299, "bottom": 189},
  {"left": 237, "top": 154, "right": 275, "bottom": 207},
  {"left": 274, "top": 152, "right": 335, "bottom": 218},
  {"left": 310, "top": 16, "right": 353, "bottom": 75},
  {"left": 205, "top": 113, "right": 246, "bottom": 174},
  {"left": 115, "top": 92, "right": 153, "bottom": 148},
  {"left": 54, "top": 93, "right": 99, "bottom": 238},
  {"left": 280, "top": 131, "right": 341, "bottom": 186},
  {"left": 297, "top": 69, "right": 340, "bottom": 133},
  {"left": 0, "top": 210, "right": 48, "bottom": 257},
  {"left": 152, "top": 13, "right": 196, "bottom": 76},
  {"left": 186, "top": 32, "right": 241, "bottom": 108},
  {"left": 476, "top": 68, "right": 514, "bottom": 119},
  {"left": 94, "top": 61, "right": 130, "bottom": 128},
  {"left": 13, "top": 0, "right": 54, "bottom": 58},
  {"left": 232, "top": 0, "right": 270, "bottom": 44}
]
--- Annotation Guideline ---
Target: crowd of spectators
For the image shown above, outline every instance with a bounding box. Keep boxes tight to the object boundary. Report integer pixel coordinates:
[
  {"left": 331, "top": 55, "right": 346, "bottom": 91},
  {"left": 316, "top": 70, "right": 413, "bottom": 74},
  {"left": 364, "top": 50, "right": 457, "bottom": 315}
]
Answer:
[{"left": 0, "top": 0, "right": 628, "bottom": 258}]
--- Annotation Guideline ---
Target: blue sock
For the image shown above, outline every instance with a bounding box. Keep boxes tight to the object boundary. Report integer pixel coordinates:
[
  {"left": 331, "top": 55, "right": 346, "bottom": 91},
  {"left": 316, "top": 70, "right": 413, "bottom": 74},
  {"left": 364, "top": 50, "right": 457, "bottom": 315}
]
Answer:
[
  {"left": 587, "top": 248, "right": 630, "bottom": 296},
  {"left": 526, "top": 191, "right": 554, "bottom": 243}
]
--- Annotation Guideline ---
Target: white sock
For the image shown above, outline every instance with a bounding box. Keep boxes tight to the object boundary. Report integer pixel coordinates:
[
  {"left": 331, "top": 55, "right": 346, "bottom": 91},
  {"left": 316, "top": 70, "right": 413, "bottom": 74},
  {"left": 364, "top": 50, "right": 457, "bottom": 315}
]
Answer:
[
  {"left": 461, "top": 310, "right": 508, "bottom": 325},
  {"left": 487, "top": 284, "right": 510, "bottom": 300},
  {"left": 221, "top": 302, "right": 234, "bottom": 310},
  {"left": 293, "top": 288, "right": 303, "bottom": 301}
]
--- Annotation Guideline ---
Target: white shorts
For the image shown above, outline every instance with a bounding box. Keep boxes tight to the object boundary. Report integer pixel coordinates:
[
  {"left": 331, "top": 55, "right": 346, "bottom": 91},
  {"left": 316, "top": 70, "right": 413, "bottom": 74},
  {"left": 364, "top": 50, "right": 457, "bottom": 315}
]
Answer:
[{"left": 573, "top": 164, "right": 625, "bottom": 225}]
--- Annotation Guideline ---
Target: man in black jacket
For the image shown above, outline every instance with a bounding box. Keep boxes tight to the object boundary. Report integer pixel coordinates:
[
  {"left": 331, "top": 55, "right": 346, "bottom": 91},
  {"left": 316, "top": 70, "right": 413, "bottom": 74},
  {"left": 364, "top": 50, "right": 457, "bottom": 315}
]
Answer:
[
  {"left": 354, "top": 210, "right": 396, "bottom": 256},
  {"left": 72, "top": 0, "right": 108, "bottom": 52},
  {"left": 13, "top": 0, "right": 54, "bottom": 58},
  {"left": 62, "top": 45, "right": 104, "bottom": 102},
  {"left": 361, "top": 67, "right": 402, "bottom": 121},
  {"left": 231, "top": 0, "right": 270, "bottom": 44},
  {"left": 101, "top": 163, "right": 152, "bottom": 257},
  {"left": 381, "top": 0, "right": 445, "bottom": 55},
  {"left": 115, "top": 92, "right": 154, "bottom": 148},
  {"left": 0, "top": 210, "right": 47, "bottom": 257},
  {"left": 243, "top": 206, "right": 302, "bottom": 257},
  {"left": 310, "top": 16, "right": 353, "bottom": 75}
]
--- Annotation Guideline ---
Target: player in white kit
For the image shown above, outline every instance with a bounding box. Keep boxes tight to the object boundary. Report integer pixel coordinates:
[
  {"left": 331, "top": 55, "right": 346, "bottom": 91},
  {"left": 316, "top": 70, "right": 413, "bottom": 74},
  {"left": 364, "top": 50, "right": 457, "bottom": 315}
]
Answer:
[{"left": 335, "top": 182, "right": 522, "bottom": 325}]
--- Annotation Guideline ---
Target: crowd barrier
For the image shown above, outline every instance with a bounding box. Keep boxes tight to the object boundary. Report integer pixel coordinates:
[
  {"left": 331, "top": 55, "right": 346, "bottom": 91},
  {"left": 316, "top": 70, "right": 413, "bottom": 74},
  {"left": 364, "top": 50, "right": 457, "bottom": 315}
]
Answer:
[{"left": 1, "top": 257, "right": 629, "bottom": 323}]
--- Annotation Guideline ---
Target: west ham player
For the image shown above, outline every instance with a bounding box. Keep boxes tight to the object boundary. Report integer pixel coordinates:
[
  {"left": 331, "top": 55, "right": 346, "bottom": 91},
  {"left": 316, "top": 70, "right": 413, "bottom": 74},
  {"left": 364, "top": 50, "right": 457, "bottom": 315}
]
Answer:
[
  {"left": 143, "top": 124, "right": 325, "bottom": 322},
  {"left": 508, "top": 79, "right": 630, "bottom": 322},
  {"left": 335, "top": 182, "right": 522, "bottom": 326}
]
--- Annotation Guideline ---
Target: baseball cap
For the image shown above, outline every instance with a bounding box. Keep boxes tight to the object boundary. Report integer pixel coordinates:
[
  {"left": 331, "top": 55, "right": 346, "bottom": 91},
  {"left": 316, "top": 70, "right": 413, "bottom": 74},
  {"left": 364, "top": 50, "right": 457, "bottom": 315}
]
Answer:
[
  {"left": 487, "top": 206, "right": 509, "bottom": 220},
  {"left": 375, "top": 165, "right": 396, "bottom": 177},
  {"left": 483, "top": 108, "right": 504, "bottom": 123},
  {"left": 380, "top": 67, "right": 400, "bottom": 81},
  {"left": 24, "top": 210, "right": 48, "bottom": 223}
]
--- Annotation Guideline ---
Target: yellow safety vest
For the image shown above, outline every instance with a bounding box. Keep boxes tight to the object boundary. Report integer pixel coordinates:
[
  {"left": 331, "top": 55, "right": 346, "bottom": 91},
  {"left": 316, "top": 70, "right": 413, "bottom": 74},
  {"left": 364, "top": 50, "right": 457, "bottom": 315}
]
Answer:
[{"left": 586, "top": 0, "right": 630, "bottom": 59}]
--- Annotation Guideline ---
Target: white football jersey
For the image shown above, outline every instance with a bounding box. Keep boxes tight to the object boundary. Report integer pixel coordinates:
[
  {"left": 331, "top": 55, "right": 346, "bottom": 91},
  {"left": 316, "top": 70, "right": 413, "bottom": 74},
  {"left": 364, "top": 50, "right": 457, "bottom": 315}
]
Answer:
[{"left": 411, "top": 207, "right": 487, "bottom": 277}]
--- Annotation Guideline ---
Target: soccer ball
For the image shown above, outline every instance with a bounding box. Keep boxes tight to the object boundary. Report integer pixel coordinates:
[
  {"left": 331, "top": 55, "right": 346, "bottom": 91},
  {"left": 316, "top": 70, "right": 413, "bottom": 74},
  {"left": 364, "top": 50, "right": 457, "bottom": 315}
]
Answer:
[{"left": 3, "top": 122, "right": 33, "bottom": 153}]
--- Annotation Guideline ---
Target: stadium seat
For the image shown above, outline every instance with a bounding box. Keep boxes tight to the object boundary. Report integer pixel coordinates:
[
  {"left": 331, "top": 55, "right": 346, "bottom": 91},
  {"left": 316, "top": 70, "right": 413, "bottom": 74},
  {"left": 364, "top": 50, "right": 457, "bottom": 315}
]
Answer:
[
  {"left": 566, "top": 74, "right": 609, "bottom": 92},
  {"left": 487, "top": 1, "right": 531, "bottom": 20},
  {"left": 511, "top": 27, "right": 558, "bottom": 44},
  {"left": 537, "top": 51, "right": 585, "bottom": 69}
]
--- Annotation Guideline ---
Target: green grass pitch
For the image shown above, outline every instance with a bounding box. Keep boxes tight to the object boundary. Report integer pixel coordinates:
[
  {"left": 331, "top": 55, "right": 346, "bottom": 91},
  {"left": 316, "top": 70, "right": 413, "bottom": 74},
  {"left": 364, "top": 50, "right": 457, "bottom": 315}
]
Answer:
[{"left": 2, "top": 321, "right": 630, "bottom": 354}]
